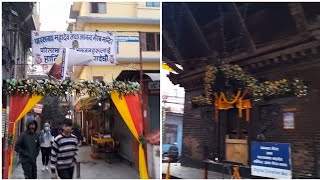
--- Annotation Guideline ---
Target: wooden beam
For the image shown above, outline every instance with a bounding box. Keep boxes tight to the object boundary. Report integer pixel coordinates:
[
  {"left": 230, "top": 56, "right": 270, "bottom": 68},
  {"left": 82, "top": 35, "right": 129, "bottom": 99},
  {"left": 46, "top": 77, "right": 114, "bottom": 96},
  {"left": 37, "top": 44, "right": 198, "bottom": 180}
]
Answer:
[
  {"left": 230, "top": 3, "right": 256, "bottom": 52},
  {"left": 236, "top": 41, "right": 320, "bottom": 66},
  {"left": 162, "top": 29, "right": 184, "bottom": 67},
  {"left": 288, "top": 3, "right": 308, "bottom": 32},
  {"left": 162, "top": 57, "right": 184, "bottom": 74},
  {"left": 223, "top": 32, "right": 312, "bottom": 63},
  {"left": 182, "top": 3, "right": 212, "bottom": 54}
]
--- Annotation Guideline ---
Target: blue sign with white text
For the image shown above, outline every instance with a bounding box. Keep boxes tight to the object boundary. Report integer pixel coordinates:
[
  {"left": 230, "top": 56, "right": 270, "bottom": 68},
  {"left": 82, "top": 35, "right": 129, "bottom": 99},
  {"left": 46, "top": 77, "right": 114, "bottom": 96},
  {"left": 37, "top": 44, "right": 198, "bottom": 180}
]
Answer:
[
  {"left": 116, "top": 36, "right": 139, "bottom": 42},
  {"left": 251, "top": 141, "right": 292, "bottom": 179}
]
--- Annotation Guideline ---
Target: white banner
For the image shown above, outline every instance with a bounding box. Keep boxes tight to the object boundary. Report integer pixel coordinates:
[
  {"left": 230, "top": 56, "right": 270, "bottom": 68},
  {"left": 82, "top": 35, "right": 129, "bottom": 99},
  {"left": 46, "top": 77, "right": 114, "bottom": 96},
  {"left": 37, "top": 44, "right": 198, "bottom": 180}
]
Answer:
[
  {"left": 32, "top": 31, "right": 117, "bottom": 65},
  {"left": 48, "top": 48, "right": 95, "bottom": 80}
]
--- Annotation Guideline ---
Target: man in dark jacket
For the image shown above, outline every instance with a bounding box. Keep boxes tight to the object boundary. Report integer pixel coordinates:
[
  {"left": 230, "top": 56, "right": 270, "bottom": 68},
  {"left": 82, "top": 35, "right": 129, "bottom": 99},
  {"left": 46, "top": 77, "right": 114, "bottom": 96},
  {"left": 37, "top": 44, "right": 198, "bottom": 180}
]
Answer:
[
  {"left": 14, "top": 118, "right": 40, "bottom": 179},
  {"left": 168, "top": 142, "right": 179, "bottom": 161}
]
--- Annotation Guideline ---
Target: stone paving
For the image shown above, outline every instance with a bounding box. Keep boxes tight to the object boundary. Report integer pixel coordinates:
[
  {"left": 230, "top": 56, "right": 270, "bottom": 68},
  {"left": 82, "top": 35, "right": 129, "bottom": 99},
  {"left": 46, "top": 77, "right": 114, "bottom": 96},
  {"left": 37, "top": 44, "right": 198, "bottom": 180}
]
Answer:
[
  {"left": 11, "top": 145, "right": 139, "bottom": 179},
  {"left": 162, "top": 163, "right": 231, "bottom": 179}
]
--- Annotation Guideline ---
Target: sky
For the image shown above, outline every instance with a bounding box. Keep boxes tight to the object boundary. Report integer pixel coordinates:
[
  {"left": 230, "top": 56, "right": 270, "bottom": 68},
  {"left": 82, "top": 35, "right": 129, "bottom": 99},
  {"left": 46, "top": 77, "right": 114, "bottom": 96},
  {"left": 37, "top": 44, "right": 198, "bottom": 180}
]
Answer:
[
  {"left": 39, "top": 1, "right": 72, "bottom": 31},
  {"left": 162, "top": 70, "right": 184, "bottom": 98},
  {"left": 162, "top": 69, "right": 185, "bottom": 113}
]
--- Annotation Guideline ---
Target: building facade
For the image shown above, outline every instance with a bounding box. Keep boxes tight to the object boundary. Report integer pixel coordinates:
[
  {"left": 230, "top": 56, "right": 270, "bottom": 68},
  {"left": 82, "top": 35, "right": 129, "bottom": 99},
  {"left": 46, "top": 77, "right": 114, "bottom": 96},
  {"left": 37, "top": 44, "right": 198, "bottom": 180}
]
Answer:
[
  {"left": 162, "top": 112, "right": 183, "bottom": 156},
  {"left": 68, "top": 2, "right": 160, "bottom": 82},
  {"left": 69, "top": 2, "right": 160, "bottom": 171},
  {"left": 163, "top": 3, "right": 320, "bottom": 178},
  {"left": 2, "top": 2, "right": 39, "bottom": 175}
]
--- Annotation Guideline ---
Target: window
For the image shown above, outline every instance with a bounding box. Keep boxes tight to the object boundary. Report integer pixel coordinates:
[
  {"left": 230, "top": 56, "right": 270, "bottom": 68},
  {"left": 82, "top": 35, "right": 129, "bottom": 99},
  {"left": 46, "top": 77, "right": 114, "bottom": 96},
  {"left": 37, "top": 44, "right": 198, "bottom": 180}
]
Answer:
[
  {"left": 142, "top": 32, "right": 160, "bottom": 51},
  {"left": 146, "top": 2, "right": 160, "bottom": 7},
  {"left": 164, "top": 124, "right": 178, "bottom": 145},
  {"left": 90, "top": 2, "right": 106, "bottom": 13},
  {"left": 93, "top": 76, "right": 104, "bottom": 82}
]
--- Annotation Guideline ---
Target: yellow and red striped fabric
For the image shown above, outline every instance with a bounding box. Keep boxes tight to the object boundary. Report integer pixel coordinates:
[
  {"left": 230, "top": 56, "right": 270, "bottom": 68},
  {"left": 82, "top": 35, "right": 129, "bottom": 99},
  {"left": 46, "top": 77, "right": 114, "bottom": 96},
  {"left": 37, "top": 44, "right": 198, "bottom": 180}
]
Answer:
[
  {"left": 111, "top": 91, "right": 149, "bottom": 179},
  {"left": 5, "top": 94, "right": 44, "bottom": 178}
]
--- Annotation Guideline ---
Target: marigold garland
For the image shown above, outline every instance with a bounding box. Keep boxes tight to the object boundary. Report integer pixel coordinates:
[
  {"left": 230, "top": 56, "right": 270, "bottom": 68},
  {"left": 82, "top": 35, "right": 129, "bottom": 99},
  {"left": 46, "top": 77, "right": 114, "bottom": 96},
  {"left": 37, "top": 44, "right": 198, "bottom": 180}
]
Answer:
[{"left": 192, "top": 63, "right": 308, "bottom": 105}]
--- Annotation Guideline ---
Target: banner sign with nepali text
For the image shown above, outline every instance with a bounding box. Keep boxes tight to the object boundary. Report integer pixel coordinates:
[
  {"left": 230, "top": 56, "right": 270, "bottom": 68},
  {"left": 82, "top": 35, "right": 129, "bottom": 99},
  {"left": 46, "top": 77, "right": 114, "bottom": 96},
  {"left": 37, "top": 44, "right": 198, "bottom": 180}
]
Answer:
[{"left": 31, "top": 31, "right": 117, "bottom": 65}]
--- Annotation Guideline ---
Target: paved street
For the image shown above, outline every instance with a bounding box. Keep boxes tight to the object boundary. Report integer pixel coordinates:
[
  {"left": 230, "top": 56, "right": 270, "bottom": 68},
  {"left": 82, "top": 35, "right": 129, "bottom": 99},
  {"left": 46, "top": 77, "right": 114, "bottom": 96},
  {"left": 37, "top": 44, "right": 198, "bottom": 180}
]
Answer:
[
  {"left": 11, "top": 146, "right": 139, "bottom": 179},
  {"left": 162, "top": 163, "right": 231, "bottom": 179}
]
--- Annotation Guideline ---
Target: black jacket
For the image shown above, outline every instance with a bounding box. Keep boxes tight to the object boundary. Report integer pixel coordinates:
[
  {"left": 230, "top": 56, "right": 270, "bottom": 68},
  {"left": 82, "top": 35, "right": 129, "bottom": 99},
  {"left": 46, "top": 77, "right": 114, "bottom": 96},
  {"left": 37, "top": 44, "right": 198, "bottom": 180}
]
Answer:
[
  {"left": 168, "top": 145, "right": 179, "bottom": 158},
  {"left": 14, "top": 119, "right": 40, "bottom": 164}
]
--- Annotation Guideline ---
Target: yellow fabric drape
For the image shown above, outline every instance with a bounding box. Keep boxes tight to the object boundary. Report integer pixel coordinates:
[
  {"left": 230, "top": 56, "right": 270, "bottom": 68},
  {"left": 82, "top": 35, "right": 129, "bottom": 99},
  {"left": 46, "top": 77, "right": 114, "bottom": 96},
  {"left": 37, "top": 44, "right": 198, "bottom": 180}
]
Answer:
[
  {"left": 239, "top": 98, "right": 243, "bottom": 118},
  {"left": 14, "top": 94, "right": 44, "bottom": 123},
  {"left": 236, "top": 99, "right": 252, "bottom": 122},
  {"left": 162, "top": 63, "right": 175, "bottom": 73},
  {"left": 111, "top": 92, "right": 139, "bottom": 139},
  {"left": 165, "top": 161, "right": 171, "bottom": 179},
  {"left": 221, "top": 90, "right": 241, "bottom": 104},
  {"left": 9, "top": 94, "right": 44, "bottom": 176},
  {"left": 111, "top": 92, "right": 149, "bottom": 179},
  {"left": 139, "top": 143, "right": 149, "bottom": 179}
]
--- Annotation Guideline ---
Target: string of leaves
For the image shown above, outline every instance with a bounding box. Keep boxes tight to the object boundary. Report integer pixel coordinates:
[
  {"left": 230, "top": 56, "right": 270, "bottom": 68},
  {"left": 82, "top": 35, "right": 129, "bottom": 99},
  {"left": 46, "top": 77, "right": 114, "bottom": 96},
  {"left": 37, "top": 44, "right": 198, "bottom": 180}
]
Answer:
[
  {"left": 4, "top": 78, "right": 140, "bottom": 98},
  {"left": 192, "top": 63, "right": 307, "bottom": 105}
]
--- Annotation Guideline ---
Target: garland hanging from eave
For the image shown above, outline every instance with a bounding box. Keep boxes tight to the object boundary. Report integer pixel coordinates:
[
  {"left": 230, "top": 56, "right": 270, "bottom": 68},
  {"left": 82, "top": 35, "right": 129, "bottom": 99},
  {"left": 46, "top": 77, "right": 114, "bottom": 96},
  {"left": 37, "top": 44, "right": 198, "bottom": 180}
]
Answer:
[
  {"left": 3, "top": 78, "right": 140, "bottom": 97},
  {"left": 192, "top": 63, "right": 308, "bottom": 105}
]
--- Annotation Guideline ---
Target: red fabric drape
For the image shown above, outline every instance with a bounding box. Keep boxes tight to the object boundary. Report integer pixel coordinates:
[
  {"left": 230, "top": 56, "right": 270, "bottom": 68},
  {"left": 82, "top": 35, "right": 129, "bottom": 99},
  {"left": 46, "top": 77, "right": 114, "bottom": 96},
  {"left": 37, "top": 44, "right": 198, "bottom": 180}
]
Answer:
[
  {"left": 4, "top": 94, "right": 30, "bottom": 179},
  {"left": 9, "top": 94, "right": 30, "bottom": 132},
  {"left": 124, "top": 94, "right": 143, "bottom": 136}
]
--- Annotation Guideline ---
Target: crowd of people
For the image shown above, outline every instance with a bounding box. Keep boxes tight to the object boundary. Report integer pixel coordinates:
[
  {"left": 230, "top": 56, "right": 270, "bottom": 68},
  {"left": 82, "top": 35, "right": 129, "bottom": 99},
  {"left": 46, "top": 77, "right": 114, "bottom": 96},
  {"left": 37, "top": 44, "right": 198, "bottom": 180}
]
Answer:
[{"left": 14, "top": 118, "right": 80, "bottom": 179}]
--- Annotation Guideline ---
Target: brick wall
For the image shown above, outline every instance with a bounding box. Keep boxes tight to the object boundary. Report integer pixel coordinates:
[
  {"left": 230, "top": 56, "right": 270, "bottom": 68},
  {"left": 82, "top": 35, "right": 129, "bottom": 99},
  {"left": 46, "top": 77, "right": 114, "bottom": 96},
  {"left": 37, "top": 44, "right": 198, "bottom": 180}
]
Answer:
[
  {"left": 251, "top": 93, "right": 320, "bottom": 178},
  {"left": 181, "top": 89, "right": 216, "bottom": 168},
  {"left": 180, "top": 66, "right": 320, "bottom": 178},
  {"left": 255, "top": 67, "right": 320, "bottom": 178},
  {"left": 316, "top": 134, "right": 320, "bottom": 177}
]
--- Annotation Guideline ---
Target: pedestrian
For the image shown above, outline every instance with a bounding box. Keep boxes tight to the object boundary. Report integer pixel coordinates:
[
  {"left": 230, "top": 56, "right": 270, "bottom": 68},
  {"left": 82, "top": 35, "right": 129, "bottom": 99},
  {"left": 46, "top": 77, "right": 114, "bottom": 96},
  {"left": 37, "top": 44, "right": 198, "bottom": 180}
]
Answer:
[
  {"left": 51, "top": 127, "right": 58, "bottom": 138},
  {"left": 39, "top": 122, "right": 53, "bottom": 171},
  {"left": 14, "top": 117, "right": 40, "bottom": 179},
  {"left": 72, "top": 126, "right": 83, "bottom": 145},
  {"left": 167, "top": 142, "right": 179, "bottom": 161},
  {"left": 51, "top": 118, "right": 79, "bottom": 179}
]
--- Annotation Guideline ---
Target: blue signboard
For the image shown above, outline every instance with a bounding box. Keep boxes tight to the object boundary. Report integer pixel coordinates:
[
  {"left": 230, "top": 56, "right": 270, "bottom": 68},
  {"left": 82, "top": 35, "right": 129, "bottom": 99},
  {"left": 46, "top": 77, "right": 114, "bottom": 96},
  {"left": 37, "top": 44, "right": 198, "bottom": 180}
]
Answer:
[
  {"left": 116, "top": 36, "right": 139, "bottom": 42},
  {"left": 251, "top": 141, "right": 292, "bottom": 179},
  {"left": 116, "top": 36, "right": 139, "bottom": 54}
]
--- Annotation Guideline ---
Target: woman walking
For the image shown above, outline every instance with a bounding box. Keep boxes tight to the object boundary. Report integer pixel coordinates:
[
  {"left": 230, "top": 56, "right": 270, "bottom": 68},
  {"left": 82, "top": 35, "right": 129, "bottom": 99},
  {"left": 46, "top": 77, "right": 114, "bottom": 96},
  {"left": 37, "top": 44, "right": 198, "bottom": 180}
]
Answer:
[{"left": 40, "top": 123, "right": 53, "bottom": 171}]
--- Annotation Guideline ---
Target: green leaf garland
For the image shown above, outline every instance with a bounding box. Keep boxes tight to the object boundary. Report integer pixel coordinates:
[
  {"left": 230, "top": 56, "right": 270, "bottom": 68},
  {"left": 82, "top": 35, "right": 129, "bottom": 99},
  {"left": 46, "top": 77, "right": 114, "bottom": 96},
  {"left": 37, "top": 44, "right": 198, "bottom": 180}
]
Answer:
[
  {"left": 192, "top": 63, "right": 308, "bottom": 105},
  {"left": 4, "top": 79, "right": 140, "bottom": 98}
]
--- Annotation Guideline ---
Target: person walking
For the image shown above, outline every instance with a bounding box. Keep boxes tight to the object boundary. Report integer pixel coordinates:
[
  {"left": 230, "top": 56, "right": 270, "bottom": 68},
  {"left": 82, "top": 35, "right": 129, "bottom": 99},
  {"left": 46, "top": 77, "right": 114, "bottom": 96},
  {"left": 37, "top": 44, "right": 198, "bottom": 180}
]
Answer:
[
  {"left": 39, "top": 122, "right": 53, "bottom": 171},
  {"left": 14, "top": 118, "right": 40, "bottom": 179},
  {"left": 51, "top": 118, "right": 79, "bottom": 179},
  {"left": 167, "top": 142, "right": 179, "bottom": 161}
]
